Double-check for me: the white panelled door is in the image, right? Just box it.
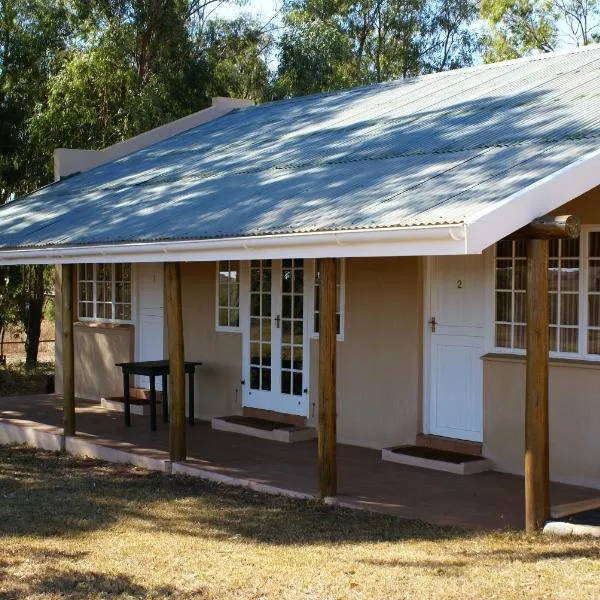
[242,259,309,416]
[135,263,164,390]
[427,255,485,442]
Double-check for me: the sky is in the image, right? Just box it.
[211,0,282,24]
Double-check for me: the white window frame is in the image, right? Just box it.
[490,225,600,361]
[77,263,134,324]
[308,258,346,342]
[215,260,242,333]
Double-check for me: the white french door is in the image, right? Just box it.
[426,255,485,442]
[135,263,164,390]
[243,259,309,416]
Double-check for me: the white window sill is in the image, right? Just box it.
[482,352,600,370]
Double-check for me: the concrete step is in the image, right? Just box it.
[212,415,316,443]
[382,445,493,475]
[416,433,482,456]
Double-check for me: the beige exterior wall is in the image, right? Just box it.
[483,185,600,489]
[484,356,600,489]
[180,262,243,420]
[74,323,134,400]
[309,257,422,448]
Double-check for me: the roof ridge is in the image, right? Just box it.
[257,44,600,109]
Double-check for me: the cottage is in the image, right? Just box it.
[2,46,600,531]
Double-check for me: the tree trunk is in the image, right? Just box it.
[23,264,46,369]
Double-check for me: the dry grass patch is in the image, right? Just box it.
[0,361,54,396]
[0,446,599,599]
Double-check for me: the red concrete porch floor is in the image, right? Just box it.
[1,394,598,531]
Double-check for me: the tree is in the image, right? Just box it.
[273,0,478,98]
[200,17,271,101]
[479,0,600,62]
[274,10,356,97]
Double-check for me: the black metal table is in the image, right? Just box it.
[115,360,202,431]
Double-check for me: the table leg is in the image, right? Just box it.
[150,375,157,432]
[162,374,168,423]
[123,372,131,427]
[188,371,195,426]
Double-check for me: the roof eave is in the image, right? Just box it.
[0,225,468,265]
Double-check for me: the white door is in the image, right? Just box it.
[243,259,309,416]
[426,255,485,442]
[135,263,164,390]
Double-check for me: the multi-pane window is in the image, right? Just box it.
[494,233,600,356]
[549,238,579,353]
[314,259,344,338]
[78,264,132,322]
[495,240,527,349]
[217,261,240,329]
[588,232,600,353]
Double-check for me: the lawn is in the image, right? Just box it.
[0,446,599,600]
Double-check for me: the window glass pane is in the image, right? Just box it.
[589,295,600,327]
[561,238,579,258]
[560,328,578,353]
[549,293,557,325]
[588,260,600,292]
[495,292,511,322]
[588,329,600,354]
[560,294,578,326]
[561,260,579,292]
[514,292,526,324]
[549,326,558,352]
[495,324,511,348]
[496,240,512,258]
[515,240,527,258]
[514,325,526,349]
[495,260,512,289]
[589,232,600,258]
[548,259,559,291]
[514,260,526,290]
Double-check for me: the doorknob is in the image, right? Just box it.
[428,317,437,333]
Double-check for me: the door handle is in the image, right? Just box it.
[428,317,436,333]
[274,315,281,328]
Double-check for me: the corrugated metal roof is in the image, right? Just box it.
[2,45,600,250]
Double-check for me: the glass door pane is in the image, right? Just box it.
[281,259,304,397]
[249,260,272,392]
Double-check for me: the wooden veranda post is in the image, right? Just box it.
[165,262,186,461]
[525,238,550,532]
[318,257,337,498]
[62,264,75,438]
[522,215,580,532]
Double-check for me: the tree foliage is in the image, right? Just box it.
[273,0,478,98]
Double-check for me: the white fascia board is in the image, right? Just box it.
[0,225,467,265]
[465,146,600,254]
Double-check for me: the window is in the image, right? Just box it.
[216,260,240,330]
[313,259,345,339]
[494,231,600,357]
[78,263,132,322]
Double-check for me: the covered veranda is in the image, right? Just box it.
[1,393,598,531]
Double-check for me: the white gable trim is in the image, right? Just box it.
[465,145,600,253]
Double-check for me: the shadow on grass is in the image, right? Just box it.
[0,566,208,599]
[0,446,469,545]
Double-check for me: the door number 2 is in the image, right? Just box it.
[457,279,463,289]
